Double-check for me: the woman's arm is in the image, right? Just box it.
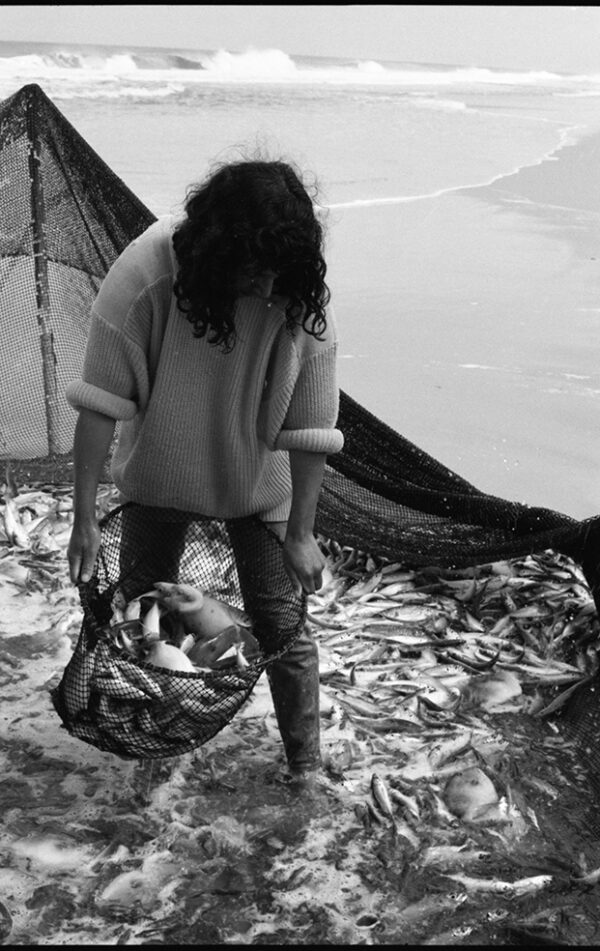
[282,449,327,595]
[68,407,116,584]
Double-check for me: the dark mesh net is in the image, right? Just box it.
[51,504,306,759]
[0,83,153,463]
[320,393,592,569]
[3,84,600,767]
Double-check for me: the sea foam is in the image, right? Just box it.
[2,42,600,95]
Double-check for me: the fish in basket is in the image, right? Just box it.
[50,581,265,760]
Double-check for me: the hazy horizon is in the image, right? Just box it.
[3,5,600,74]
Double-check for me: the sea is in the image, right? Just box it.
[2,40,600,519]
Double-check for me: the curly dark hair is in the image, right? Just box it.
[172,159,330,351]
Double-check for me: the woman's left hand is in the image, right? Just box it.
[282,532,325,596]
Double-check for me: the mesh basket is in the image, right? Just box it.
[51,503,306,759]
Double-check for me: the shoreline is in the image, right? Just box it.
[463,122,600,218]
[327,120,600,215]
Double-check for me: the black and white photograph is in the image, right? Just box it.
[2,4,600,945]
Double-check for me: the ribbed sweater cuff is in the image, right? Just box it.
[274,427,344,454]
[65,380,138,421]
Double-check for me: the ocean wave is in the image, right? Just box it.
[0,51,141,76]
[46,84,185,101]
[2,43,600,91]
[201,47,297,79]
[131,52,205,71]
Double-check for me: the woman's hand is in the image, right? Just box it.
[68,517,101,584]
[282,531,325,596]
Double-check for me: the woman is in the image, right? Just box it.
[66,158,344,783]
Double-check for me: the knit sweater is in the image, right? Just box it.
[66,215,344,521]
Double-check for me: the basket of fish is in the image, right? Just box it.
[51,503,306,760]
[51,581,265,760]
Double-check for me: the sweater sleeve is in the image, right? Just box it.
[65,307,150,420]
[273,340,344,454]
[65,219,173,420]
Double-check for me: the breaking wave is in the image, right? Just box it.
[2,42,600,92]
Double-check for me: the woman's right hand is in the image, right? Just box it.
[68,517,101,585]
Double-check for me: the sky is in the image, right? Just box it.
[2,4,600,73]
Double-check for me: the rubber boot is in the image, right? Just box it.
[266,625,322,776]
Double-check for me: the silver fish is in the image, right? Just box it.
[371,772,422,848]
[420,845,489,870]
[371,773,395,821]
[445,873,553,896]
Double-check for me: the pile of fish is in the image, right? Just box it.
[105,582,261,673]
[0,477,116,593]
[302,537,600,910]
[311,537,599,724]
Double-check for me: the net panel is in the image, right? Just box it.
[317,461,587,569]
[0,83,153,459]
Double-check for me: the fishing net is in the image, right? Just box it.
[0,82,151,467]
[51,503,306,758]
[3,84,600,771]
